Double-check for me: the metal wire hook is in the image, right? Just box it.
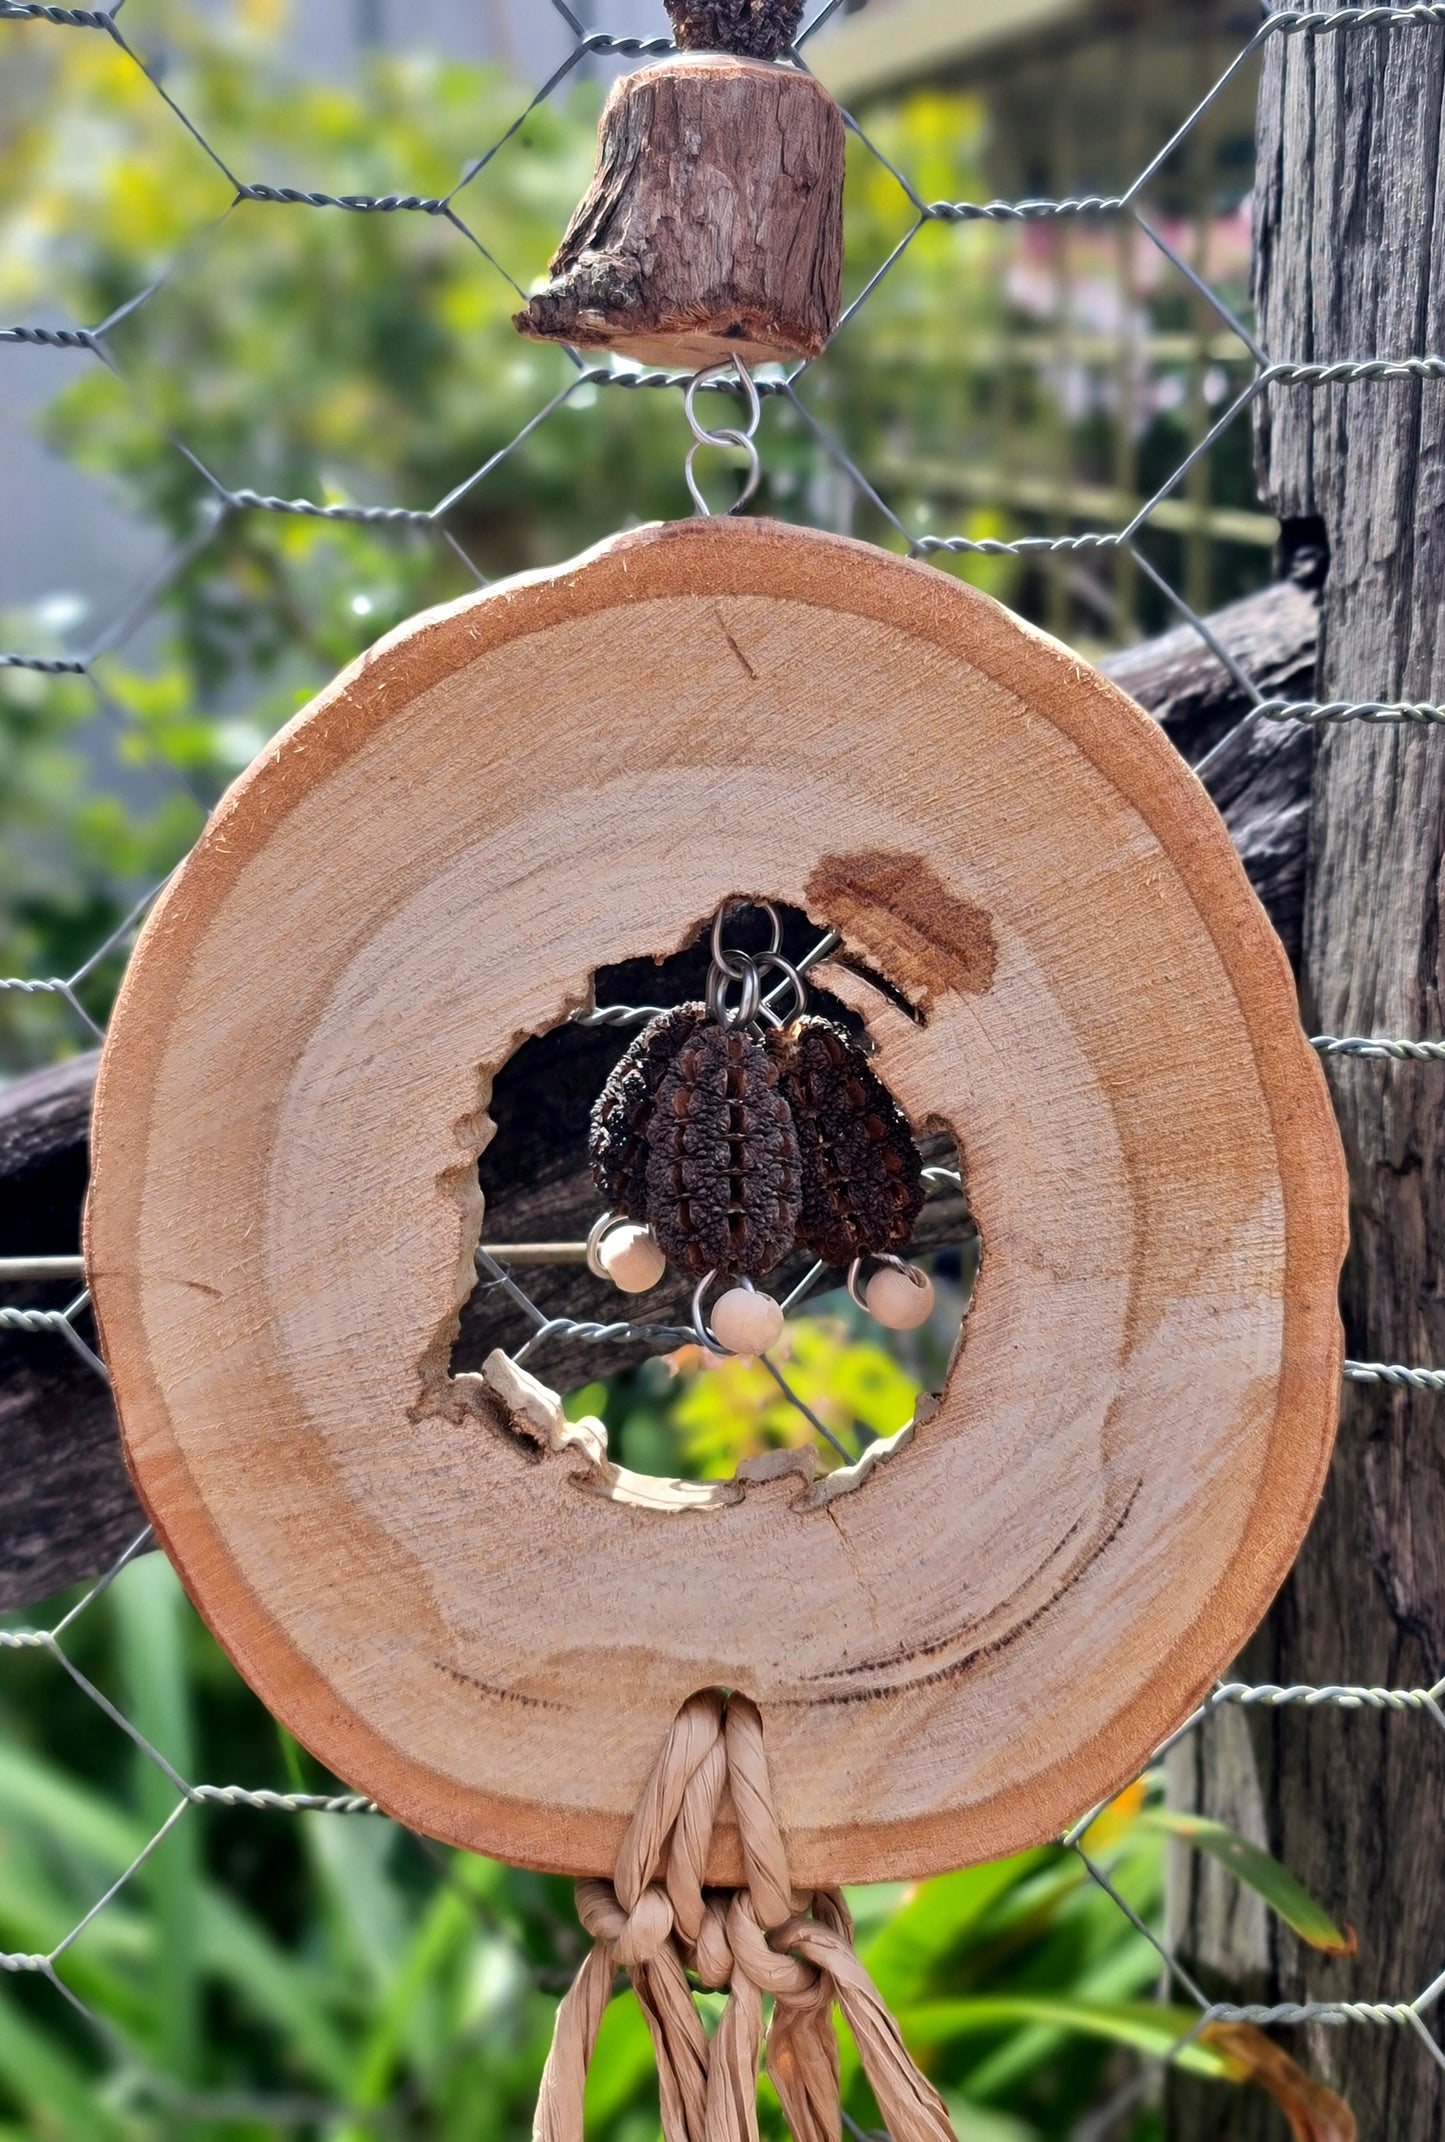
[585,1210,619,1281]
[684,356,763,517]
[752,950,808,1027]
[846,1251,926,1314]
[710,899,782,980]
[691,1268,757,1353]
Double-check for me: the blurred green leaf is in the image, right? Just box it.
[1142,1811,1355,1956]
[669,1314,922,1475]
[899,1997,1230,2077]
[0,1989,136,2142]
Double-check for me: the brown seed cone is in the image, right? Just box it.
[769,1016,925,1268]
[664,0,804,58]
[645,1022,801,1280]
[588,1003,707,1221]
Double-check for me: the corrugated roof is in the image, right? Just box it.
[810,0,1090,104]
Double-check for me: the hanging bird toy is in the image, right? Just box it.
[83,10,1350,2134]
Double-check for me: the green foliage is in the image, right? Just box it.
[1142,1811,1355,1956]
[0,1559,1178,2141]
[667,1314,920,1475]
[567,1280,968,1482]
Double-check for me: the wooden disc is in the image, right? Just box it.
[86,518,1346,1885]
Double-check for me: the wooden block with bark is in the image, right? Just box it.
[514,6,844,371]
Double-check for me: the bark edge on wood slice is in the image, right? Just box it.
[84,518,1346,1884]
[513,55,844,369]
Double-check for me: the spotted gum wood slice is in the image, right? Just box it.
[84,517,1346,1884]
[0,576,1320,1619]
[513,55,844,368]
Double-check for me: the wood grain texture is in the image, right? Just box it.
[513,54,843,368]
[83,518,1345,1883]
[1169,9,1445,2136]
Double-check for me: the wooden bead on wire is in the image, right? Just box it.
[865,1263,935,1331]
[710,1286,785,1357]
[597,1224,667,1295]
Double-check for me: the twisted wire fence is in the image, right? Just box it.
[4,0,1445,2126]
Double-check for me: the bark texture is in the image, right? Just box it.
[1168,9,1445,2136]
[0,583,1315,1609]
[514,55,844,369]
[0,1053,135,1608]
[1105,573,1319,966]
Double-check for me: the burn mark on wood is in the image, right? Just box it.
[805,850,997,1016]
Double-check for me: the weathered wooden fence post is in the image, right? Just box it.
[1169,5,1445,2135]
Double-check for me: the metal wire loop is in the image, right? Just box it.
[684,357,763,517]
[752,951,808,1026]
[684,355,762,445]
[690,1268,755,1353]
[710,899,781,980]
[705,900,781,1026]
[685,431,763,517]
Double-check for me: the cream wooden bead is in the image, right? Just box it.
[865,1263,935,1331]
[710,1286,785,1358]
[597,1223,667,1294]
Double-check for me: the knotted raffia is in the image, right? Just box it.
[534,1690,957,2142]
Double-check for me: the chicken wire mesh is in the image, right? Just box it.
[4,0,1445,2128]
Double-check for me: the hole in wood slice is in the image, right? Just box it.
[455,901,976,1492]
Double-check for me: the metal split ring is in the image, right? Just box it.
[706,957,763,1030]
[706,902,798,1030]
[684,357,763,517]
[847,1251,927,1314]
